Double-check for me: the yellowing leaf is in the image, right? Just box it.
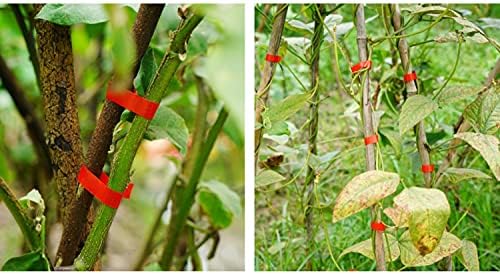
[463,87,500,134]
[435,86,482,106]
[339,234,400,262]
[443,168,491,184]
[332,171,399,223]
[399,95,438,135]
[455,132,500,181]
[400,231,462,267]
[393,187,450,255]
[457,240,480,271]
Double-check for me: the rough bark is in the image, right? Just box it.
[391,4,432,187]
[254,4,288,169]
[0,55,51,178]
[355,5,386,270]
[34,4,84,223]
[304,4,323,271]
[55,4,165,266]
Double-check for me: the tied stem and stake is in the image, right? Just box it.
[160,106,229,270]
[390,4,432,188]
[304,4,323,271]
[73,13,204,271]
[354,5,386,270]
[56,4,165,266]
[254,4,288,169]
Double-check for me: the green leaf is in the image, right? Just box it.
[399,95,438,135]
[134,48,160,96]
[144,105,189,156]
[1,251,50,271]
[463,87,500,134]
[283,37,311,57]
[35,4,109,25]
[455,132,500,181]
[393,187,450,255]
[332,171,400,223]
[442,168,491,184]
[263,92,312,128]
[435,86,482,106]
[380,129,402,157]
[457,240,480,271]
[400,231,462,267]
[339,234,400,262]
[265,120,290,136]
[255,169,286,188]
[197,180,241,229]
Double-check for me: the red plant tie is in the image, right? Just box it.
[421,164,435,173]
[403,71,417,83]
[106,87,159,120]
[364,135,378,146]
[351,60,372,73]
[371,221,386,232]
[77,165,134,209]
[265,53,282,63]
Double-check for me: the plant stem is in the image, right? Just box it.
[0,179,40,251]
[56,5,165,266]
[354,4,386,270]
[254,4,288,169]
[172,76,211,270]
[304,4,323,271]
[73,13,203,271]
[390,4,432,187]
[159,107,228,270]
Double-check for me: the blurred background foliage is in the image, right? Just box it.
[255,3,498,271]
[0,4,244,270]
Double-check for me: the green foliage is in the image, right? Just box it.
[262,92,312,130]
[35,4,137,26]
[463,87,500,134]
[197,180,242,229]
[134,47,160,96]
[255,169,286,188]
[399,95,438,135]
[1,250,50,271]
[144,104,189,156]
[339,234,400,262]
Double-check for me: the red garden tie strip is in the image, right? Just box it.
[265,53,281,63]
[77,165,134,209]
[421,164,434,173]
[99,172,134,199]
[351,60,372,73]
[371,221,386,232]
[403,71,417,83]
[364,135,378,146]
[106,87,159,120]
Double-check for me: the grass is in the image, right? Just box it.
[255,3,499,271]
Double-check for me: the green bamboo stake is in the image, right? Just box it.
[74,13,203,271]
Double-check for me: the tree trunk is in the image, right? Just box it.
[34,4,84,224]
